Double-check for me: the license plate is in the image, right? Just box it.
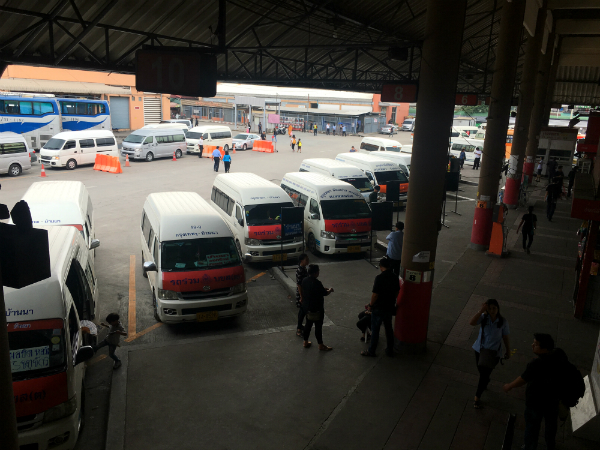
[273,253,288,262]
[347,245,361,253]
[196,311,218,322]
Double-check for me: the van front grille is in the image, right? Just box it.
[182,304,232,315]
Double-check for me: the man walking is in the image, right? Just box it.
[516,206,537,254]
[361,258,399,357]
[547,157,557,181]
[473,146,482,169]
[503,333,560,450]
[567,166,578,198]
[385,222,404,275]
[212,146,222,172]
[258,121,262,135]
[301,264,334,351]
[545,179,560,221]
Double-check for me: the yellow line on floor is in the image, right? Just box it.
[128,255,136,338]
[249,272,266,281]
[124,323,162,343]
[88,354,107,366]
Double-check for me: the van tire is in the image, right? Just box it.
[141,252,148,278]
[175,149,182,159]
[152,292,161,322]
[66,159,77,170]
[243,144,247,151]
[8,163,21,177]
[308,233,318,255]
[145,152,154,162]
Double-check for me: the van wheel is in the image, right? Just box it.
[8,163,21,177]
[66,159,77,170]
[141,252,148,278]
[175,149,182,159]
[243,144,247,151]
[308,233,318,255]
[223,145,229,152]
[236,240,243,260]
[145,152,154,162]
[152,293,161,322]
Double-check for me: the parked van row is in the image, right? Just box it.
[299,158,373,201]
[0,132,33,176]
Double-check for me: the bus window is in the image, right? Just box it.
[19,102,33,115]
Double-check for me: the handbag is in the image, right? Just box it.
[478,316,501,370]
[307,311,323,321]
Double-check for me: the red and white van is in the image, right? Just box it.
[141,192,248,323]
[6,226,97,449]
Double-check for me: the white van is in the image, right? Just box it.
[211,173,304,262]
[143,122,189,137]
[18,181,99,252]
[7,226,98,450]
[401,118,415,131]
[359,137,403,153]
[335,152,409,203]
[299,158,374,201]
[121,128,186,161]
[369,151,411,176]
[186,125,232,154]
[40,130,117,170]
[161,119,192,129]
[280,172,372,255]
[0,132,32,176]
[141,192,248,323]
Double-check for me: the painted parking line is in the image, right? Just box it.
[88,354,107,366]
[124,323,163,343]
[249,272,266,281]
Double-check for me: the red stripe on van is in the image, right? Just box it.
[324,219,371,233]
[163,265,245,292]
[7,319,63,332]
[247,225,282,240]
[13,371,68,417]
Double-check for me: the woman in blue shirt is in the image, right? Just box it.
[223,150,232,173]
[469,298,511,409]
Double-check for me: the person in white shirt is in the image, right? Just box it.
[198,135,204,158]
[326,123,330,135]
[473,147,482,170]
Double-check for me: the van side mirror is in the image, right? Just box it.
[238,218,244,226]
[75,346,94,366]
[143,261,157,272]
[310,213,320,220]
[89,239,100,250]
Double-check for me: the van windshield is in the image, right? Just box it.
[124,134,145,143]
[187,132,207,140]
[245,202,295,226]
[8,319,66,382]
[43,138,65,150]
[403,120,413,125]
[375,170,409,184]
[161,237,240,271]
[320,199,371,220]
[344,178,373,193]
[385,147,401,152]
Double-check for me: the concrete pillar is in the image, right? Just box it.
[523,31,555,184]
[396,0,467,353]
[470,0,527,249]
[542,37,561,126]
[503,2,548,208]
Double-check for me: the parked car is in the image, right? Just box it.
[401,119,415,131]
[379,124,396,134]
[232,133,262,150]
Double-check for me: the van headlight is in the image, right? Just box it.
[320,231,335,239]
[245,238,261,246]
[157,289,179,300]
[43,396,77,423]
[52,156,59,160]
[231,282,246,294]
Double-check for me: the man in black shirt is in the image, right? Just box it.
[503,333,559,450]
[369,185,380,204]
[295,254,309,336]
[301,264,334,351]
[361,258,400,357]
[545,181,560,221]
[516,206,537,254]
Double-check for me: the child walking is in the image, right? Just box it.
[297,139,302,153]
[93,313,127,369]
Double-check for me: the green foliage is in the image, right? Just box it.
[458,105,489,115]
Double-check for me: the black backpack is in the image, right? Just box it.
[554,349,585,408]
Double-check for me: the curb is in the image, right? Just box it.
[270,266,296,298]
[460,179,479,186]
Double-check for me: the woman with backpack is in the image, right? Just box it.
[469,299,511,409]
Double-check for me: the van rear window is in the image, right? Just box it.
[1,142,27,154]
[96,138,115,147]
[161,237,240,271]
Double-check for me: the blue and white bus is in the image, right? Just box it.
[0,95,61,149]
[58,98,111,132]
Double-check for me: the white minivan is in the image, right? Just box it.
[143,122,189,137]
[335,152,409,203]
[299,158,374,201]
[186,125,232,154]
[40,130,117,170]
[281,172,372,255]
[359,137,403,153]
[7,226,98,450]
[18,181,99,252]
[121,128,187,161]
[369,151,411,177]
[0,132,32,176]
[211,173,304,262]
[141,192,248,323]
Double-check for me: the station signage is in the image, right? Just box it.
[381,84,418,103]
[455,94,478,106]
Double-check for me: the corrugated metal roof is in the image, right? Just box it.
[554,66,600,105]
[0,78,131,95]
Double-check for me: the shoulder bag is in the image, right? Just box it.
[478,316,501,369]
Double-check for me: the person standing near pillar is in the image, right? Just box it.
[470,299,511,409]
[473,146,482,169]
[385,222,404,275]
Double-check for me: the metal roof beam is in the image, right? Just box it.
[53,20,103,66]
[0,19,46,51]
[68,0,87,31]
[13,1,69,58]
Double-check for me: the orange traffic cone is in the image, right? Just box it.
[40,164,47,177]
[125,154,130,167]
[172,152,177,161]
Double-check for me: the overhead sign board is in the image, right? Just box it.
[381,84,418,103]
[455,94,478,106]
[136,49,217,97]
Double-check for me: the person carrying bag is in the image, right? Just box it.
[469,299,511,409]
